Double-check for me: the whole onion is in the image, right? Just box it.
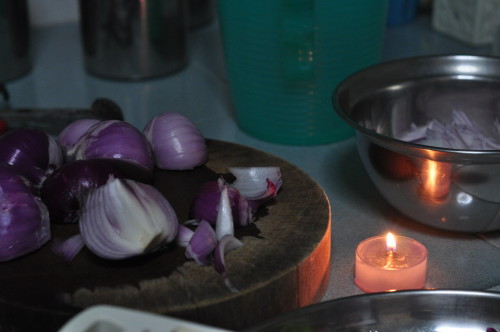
[67,120,154,171]
[40,158,153,224]
[0,128,63,186]
[0,164,50,261]
[143,112,207,170]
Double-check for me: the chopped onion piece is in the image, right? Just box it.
[52,234,85,262]
[185,220,217,266]
[214,234,243,293]
[216,185,234,240]
[189,178,253,227]
[176,224,194,247]
[229,167,282,200]
[79,177,178,260]
[398,110,500,150]
[143,112,207,170]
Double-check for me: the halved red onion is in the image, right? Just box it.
[40,158,153,224]
[79,178,178,260]
[0,164,50,261]
[58,119,101,149]
[67,120,154,171]
[0,163,34,194]
[0,128,63,186]
[185,220,217,266]
[143,112,207,170]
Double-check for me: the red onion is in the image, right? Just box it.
[189,178,252,227]
[143,112,207,170]
[0,128,63,186]
[0,164,50,261]
[176,224,194,247]
[67,120,154,171]
[183,183,244,292]
[398,110,500,150]
[79,178,179,260]
[214,234,243,275]
[58,119,101,149]
[0,163,34,194]
[40,158,153,224]
[190,168,282,227]
[215,185,234,240]
[185,220,217,266]
[52,234,85,262]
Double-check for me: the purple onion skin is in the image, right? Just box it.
[0,165,50,261]
[58,119,101,150]
[40,158,153,224]
[0,128,62,186]
[69,120,154,172]
[189,181,243,226]
[0,163,34,194]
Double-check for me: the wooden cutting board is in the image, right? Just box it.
[0,140,331,331]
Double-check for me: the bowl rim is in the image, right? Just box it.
[245,289,500,331]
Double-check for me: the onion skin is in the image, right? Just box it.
[0,163,34,194]
[68,120,154,171]
[143,112,208,170]
[79,178,179,260]
[40,158,153,224]
[0,164,50,261]
[58,119,101,150]
[0,128,63,186]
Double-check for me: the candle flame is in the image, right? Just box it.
[386,232,396,252]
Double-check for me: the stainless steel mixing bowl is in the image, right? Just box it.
[333,55,500,233]
[247,289,500,331]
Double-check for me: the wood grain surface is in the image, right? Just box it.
[0,140,331,331]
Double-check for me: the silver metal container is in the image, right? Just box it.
[79,0,187,80]
[247,290,500,331]
[0,0,31,82]
[188,0,215,29]
[334,55,500,233]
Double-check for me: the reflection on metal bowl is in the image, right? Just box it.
[333,55,500,233]
[247,289,500,332]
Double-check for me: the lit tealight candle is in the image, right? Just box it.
[354,232,428,293]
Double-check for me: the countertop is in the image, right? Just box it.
[3,12,500,304]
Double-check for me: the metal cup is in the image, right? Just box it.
[79,0,187,80]
[0,0,31,82]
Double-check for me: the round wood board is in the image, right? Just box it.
[0,140,331,331]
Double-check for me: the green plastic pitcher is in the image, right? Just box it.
[218,0,388,145]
